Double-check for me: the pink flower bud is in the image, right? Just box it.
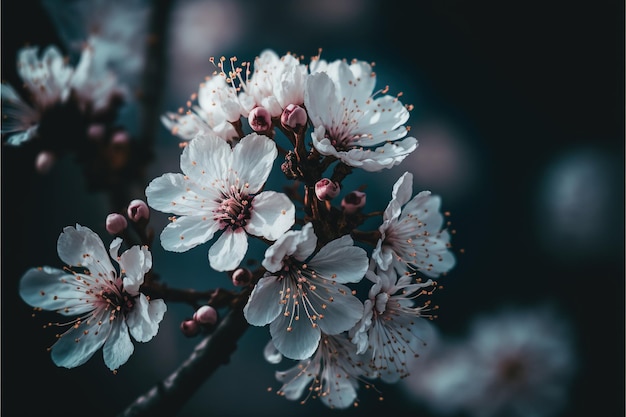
[248,106,272,133]
[35,151,56,174]
[193,305,218,325]
[231,268,253,286]
[87,123,106,141]
[111,130,130,144]
[105,213,128,235]
[315,178,341,201]
[281,104,307,129]
[127,199,150,222]
[341,190,366,214]
[180,319,200,337]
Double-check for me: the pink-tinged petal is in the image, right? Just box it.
[57,225,115,278]
[246,191,295,240]
[119,245,152,294]
[145,173,220,215]
[50,313,113,368]
[181,132,232,184]
[310,235,368,284]
[19,267,93,316]
[208,229,248,272]
[269,313,321,360]
[243,274,283,326]
[127,294,167,342]
[160,215,221,252]
[103,320,134,371]
[231,133,277,193]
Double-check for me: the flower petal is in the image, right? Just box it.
[243,274,283,326]
[231,133,277,193]
[208,228,248,271]
[103,320,134,371]
[246,191,295,240]
[160,215,221,252]
[57,224,115,279]
[50,314,113,368]
[127,294,167,342]
[269,312,321,360]
[181,132,232,184]
[119,245,152,294]
[145,173,220,216]
[19,267,92,316]
[310,235,368,284]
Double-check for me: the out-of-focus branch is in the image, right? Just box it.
[116,288,252,417]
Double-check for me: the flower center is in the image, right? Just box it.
[214,185,253,230]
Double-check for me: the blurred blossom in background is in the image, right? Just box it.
[402,304,579,417]
[2,1,623,417]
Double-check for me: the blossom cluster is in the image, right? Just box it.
[12,48,457,409]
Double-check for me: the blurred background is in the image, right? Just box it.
[2,1,623,416]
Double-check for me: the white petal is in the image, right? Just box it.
[160,215,221,252]
[181,132,232,183]
[261,223,315,273]
[145,173,220,216]
[103,320,134,370]
[243,274,283,326]
[51,315,112,368]
[387,172,413,218]
[109,237,123,260]
[310,235,368,284]
[275,359,318,400]
[270,313,321,360]
[208,229,248,271]
[231,133,277,193]
[263,339,283,364]
[119,245,152,294]
[246,191,295,240]
[312,282,364,335]
[57,224,115,278]
[127,294,167,342]
[19,267,91,315]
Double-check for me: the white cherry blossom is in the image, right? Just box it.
[243,222,367,360]
[305,58,418,171]
[19,224,166,371]
[272,333,372,409]
[145,131,295,272]
[372,171,456,278]
[349,264,437,383]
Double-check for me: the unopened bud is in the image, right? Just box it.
[341,191,366,214]
[193,305,218,325]
[315,178,340,201]
[127,199,150,222]
[232,267,253,286]
[35,151,56,174]
[281,104,307,129]
[248,106,272,133]
[87,123,106,141]
[180,319,200,337]
[111,130,130,144]
[105,213,128,235]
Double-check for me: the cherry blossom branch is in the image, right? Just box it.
[116,287,252,417]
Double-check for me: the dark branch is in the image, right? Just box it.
[116,289,251,417]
